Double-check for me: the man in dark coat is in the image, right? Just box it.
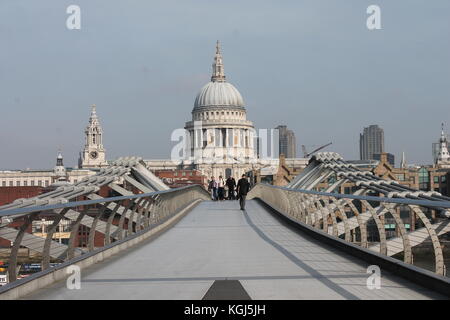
[226,176,236,200]
[236,174,250,210]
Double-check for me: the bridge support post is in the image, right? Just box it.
[42,208,70,270]
[7,215,34,283]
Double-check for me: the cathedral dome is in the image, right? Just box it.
[193,41,245,111]
[194,81,244,109]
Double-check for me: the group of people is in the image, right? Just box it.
[208,174,250,210]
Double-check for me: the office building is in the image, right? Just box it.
[276,125,297,158]
[360,125,384,161]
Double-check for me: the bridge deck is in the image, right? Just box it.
[24,200,443,300]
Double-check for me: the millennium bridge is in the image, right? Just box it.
[0,153,449,299]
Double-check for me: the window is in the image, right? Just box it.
[202,129,207,148]
[327,175,337,185]
[24,181,28,186]
[222,128,226,146]
[244,129,249,147]
[174,172,178,176]
[434,176,439,183]
[45,180,49,186]
[31,181,35,186]
[38,180,42,186]
[182,171,186,176]
[1,181,5,187]
[16,181,20,186]
[9,181,13,186]
[418,167,429,191]
[442,176,447,182]
[396,174,405,181]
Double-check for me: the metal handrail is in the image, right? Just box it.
[257,183,450,210]
[0,184,210,287]
[0,185,203,218]
[249,183,450,276]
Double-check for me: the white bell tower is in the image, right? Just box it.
[54,150,66,177]
[79,104,108,168]
[436,123,450,168]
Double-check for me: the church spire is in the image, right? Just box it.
[400,151,406,169]
[440,123,446,143]
[211,40,226,82]
[80,104,107,168]
[54,149,66,177]
[56,149,63,167]
[437,123,450,166]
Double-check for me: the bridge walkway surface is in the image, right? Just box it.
[24,200,444,300]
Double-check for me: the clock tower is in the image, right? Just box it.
[79,104,108,168]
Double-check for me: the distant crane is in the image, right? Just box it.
[302,142,332,158]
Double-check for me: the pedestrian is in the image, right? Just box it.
[226,176,236,200]
[208,176,218,201]
[236,174,250,210]
[217,175,225,200]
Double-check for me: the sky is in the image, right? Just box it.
[0,0,449,169]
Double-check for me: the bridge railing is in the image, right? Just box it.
[249,183,450,276]
[0,185,210,286]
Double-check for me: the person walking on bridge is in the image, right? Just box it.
[217,175,225,200]
[236,174,250,210]
[226,176,236,200]
[208,176,218,201]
